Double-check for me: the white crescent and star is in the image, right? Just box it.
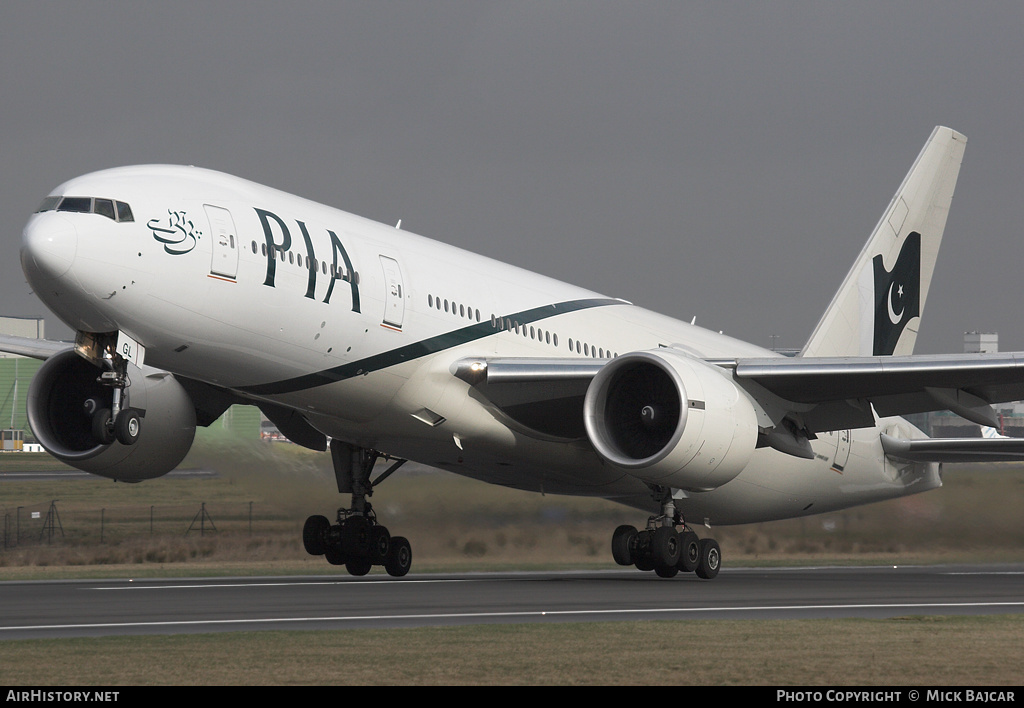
[887,282,905,324]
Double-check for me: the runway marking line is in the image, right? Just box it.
[4,602,1024,634]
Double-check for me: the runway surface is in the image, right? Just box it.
[2,564,1022,639]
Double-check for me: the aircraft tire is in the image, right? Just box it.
[114,408,141,446]
[92,408,115,445]
[324,545,347,566]
[634,552,656,572]
[677,530,701,573]
[370,524,391,563]
[655,564,679,578]
[341,516,372,557]
[695,538,721,580]
[346,559,372,576]
[303,515,330,555]
[651,526,681,568]
[611,525,638,565]
[385,536,412,577]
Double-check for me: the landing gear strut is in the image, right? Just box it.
[610,490,721,580]
[303,440,412,577]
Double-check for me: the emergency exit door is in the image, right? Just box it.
[380,255,405,329]
[205,204,238,279]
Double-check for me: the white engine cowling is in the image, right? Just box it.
[583,349,758,491]
[27,349,197,481]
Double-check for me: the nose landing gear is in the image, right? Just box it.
[303,440,412,578]
[76,332,143,447]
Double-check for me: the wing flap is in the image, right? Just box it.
[881,434,1024,462]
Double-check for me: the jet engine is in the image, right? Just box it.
[26,349,197,481]
[583,349,758,491]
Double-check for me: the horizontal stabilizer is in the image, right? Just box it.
[881,434,1024,463]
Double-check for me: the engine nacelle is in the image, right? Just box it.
[583,349,758,491]
[27,349,197,481]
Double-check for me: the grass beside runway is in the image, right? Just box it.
[2,441,1023,685]
[1,615,1022,685]
[2,438,1024,576]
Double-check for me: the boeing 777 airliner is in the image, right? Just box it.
[5,126,1024,579]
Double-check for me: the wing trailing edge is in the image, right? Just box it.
[881,434,1024,463]
[730,352,1024,432]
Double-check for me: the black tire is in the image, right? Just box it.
[370,524,391,562]
[655,564,679,578]
[632,530,655,570]
[651,526,681,568]
[114,408,141,446]
[324,545,347,566]
[611,525,638,565]
[92,408,115,445]
[346,559,373,576]
[341,516,372,557]
[696,538,721,580]
[385,536,412,577]
[635,556,655,571]
[677,530,701,573]
[303,515,330,555]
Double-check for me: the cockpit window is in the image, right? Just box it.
[36,196,61,212]
[36,195,135,223]
[115,200,134,222]
[94,198,116,220]
[56,196,92,213]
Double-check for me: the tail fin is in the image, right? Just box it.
[801,126,966,357]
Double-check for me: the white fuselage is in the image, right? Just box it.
[21,165,940,522]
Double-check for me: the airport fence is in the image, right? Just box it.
[1,498,295,550]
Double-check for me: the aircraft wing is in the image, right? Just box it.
[880,434,1024,462]
[455,352,1024,453]
[730,352,1024,431]
[0,334,71,360]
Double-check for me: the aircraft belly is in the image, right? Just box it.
[673,433,941,525]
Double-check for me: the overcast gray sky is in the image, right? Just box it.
[3,2,1024,353]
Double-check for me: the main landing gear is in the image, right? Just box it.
[302,440,412,578]
[610,491,721,579]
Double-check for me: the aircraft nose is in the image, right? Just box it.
[21,214,78,281]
